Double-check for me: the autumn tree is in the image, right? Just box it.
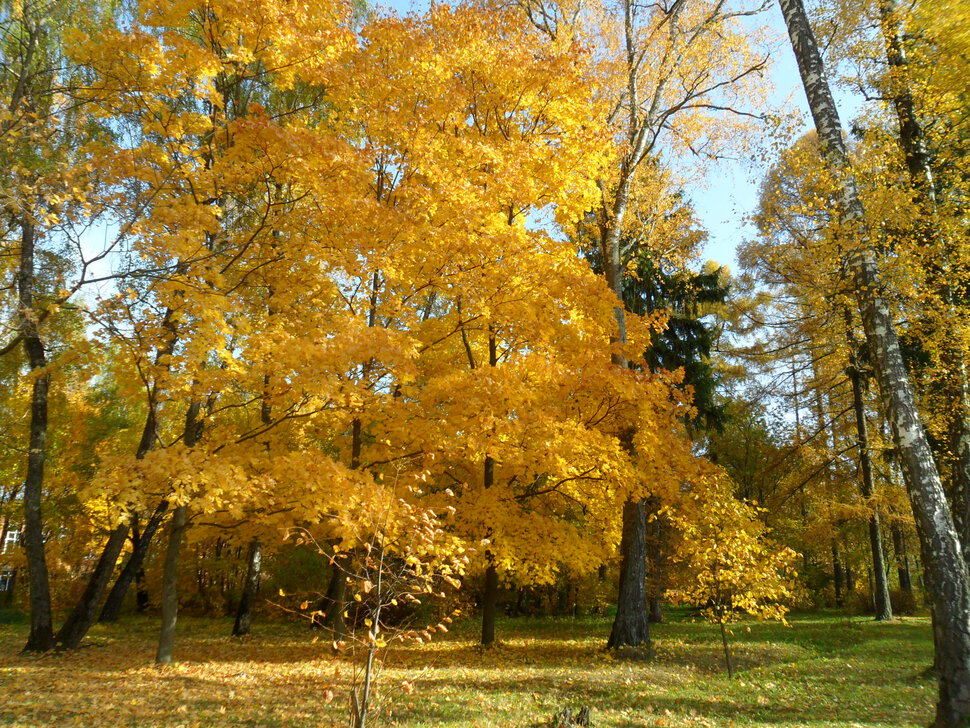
[511,0,772,648]
[777,0,970,722]
[62,0,358,659]
[0,0,128,651]
[667,474,797,677]
[743,132,902,619]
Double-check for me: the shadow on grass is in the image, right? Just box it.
[0,611,935,728]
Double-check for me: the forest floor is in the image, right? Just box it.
[0,609,935,728]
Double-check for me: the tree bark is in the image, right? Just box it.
[17,218,54,653]
[481,563,499,647]
[608,498,651,648]
[480,449,499,646]
[878,0,970,568]
[99,503,168,622]
[647,507,664,623]
[479,330,501,647]
[318,553,349,638]
[719,616,734,679]
[832,541,844,607]
[778,0,970,722]
[155,400,203,665]
[55,524,129,648]
[891,520,914,596]
[155,504,187,664]
[844,316,893,620]
[232,538,262,636]
[602,161,651,648]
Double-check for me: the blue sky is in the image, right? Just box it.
[372,0,866,273]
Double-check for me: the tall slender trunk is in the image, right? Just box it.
[602,165,650,649]
[18,219,53,653]
[598,0,687,650]
[232,538,262,636]
[778,0,970,722]
[832,541,844,607]
[99,503,168,622]
[647,504,664,623]
[719,614,734,679]
[814,362,845,609]
[844,314,893,620]
[229,372,271,638]
[155,400,203,665]
[155,504,188,664]
[878,0,970,567]
[480,331,500,646]
[891,520,914,596]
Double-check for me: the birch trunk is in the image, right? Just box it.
[878,0,970,567]
[777,0,970,722]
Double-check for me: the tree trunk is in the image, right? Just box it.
[479,330,500,646]
[318,553,349,638]
[601,162,652,648]
[608,498,651,649]
[18,218,54,653]
[832,541,844,607]
[647,510,664,623]
[891,520,914,596]
[100,503,168,622]
[481,564,499,647]
[155,504,187,664]
[878,0,970,568]
[155,400,203,665]
[55,524,129,648]
[480,448,499,646]
[845,317,893,620]
[719,617,734,679]
[778,0,970,722]
[232,538,262,636]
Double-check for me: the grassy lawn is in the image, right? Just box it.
[0,610,935,727]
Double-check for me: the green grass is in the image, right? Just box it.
[0,610,935,727]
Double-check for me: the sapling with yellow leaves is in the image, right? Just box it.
[666,476,798,677]
[282,469,466,728]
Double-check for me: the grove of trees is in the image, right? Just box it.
[1,0,968,726]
